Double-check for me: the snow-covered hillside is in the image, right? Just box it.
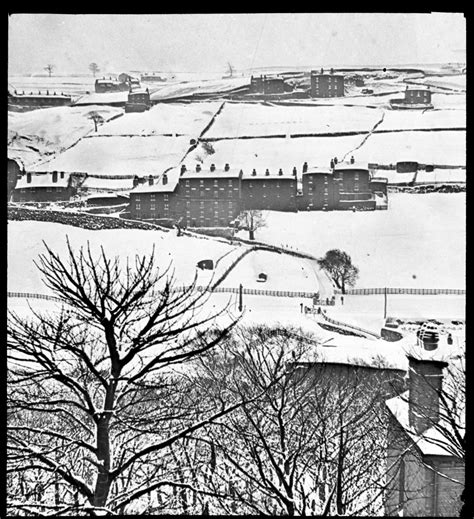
[245,193,466,289]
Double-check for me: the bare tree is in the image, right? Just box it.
[238,210,266,240]
[89,62,100,78]
[318,249,359,294]
[191,326,394,515]
[44,64,55,77]
[88,111,105,132]
[7,239,250,514]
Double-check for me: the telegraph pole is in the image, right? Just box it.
[383,286,388,320]
[238,283,243,312]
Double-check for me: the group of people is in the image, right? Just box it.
[299,294,345,314]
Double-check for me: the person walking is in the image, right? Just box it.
[300,302,303,313]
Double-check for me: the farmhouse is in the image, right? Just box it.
[12,171,75,202]
[95,77,129,93]
[241,167,297,211]
[125,88,151,113]
[390,86,433,110]
[8,90,72,111]
[385,325,464,517]
[250,75,288,95]
[310,69,345,98]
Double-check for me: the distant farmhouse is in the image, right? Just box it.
[125,88,151,113]
[11,171,75,202]
[249,75,289,95]
[95,75,136,93]
[390,86,433,110]
[310,68,345,98]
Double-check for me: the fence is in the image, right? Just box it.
[8,291,63,303]
[319,310,381,339]
[335,287,465,296]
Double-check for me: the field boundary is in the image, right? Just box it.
[334,287,465,296]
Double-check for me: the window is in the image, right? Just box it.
[150,194,155,201]
[135,195,141,201]
[276,182,280,188]
[262,183,266,188]
[164,204,169,212]
[228,180,233,187]
[200,180,204,187]
[185,180,190,187]
[47,187,53,192]
[200,201,204,207]
[150,204,156,211]
[136,203,141,210]
[214,179,218,187]
[164,194,168,202]
[249,182,253,188]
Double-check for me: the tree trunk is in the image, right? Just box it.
[336,427,345,515]
[93,417,112,508]
[249,229,255,240]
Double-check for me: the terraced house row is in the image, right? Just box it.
[129,157,388,227]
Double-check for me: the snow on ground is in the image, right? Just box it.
[150,77,250,101]
[414,168,466,184]
[30,135,191,175]
[219,249,319,292]
[8,105,124,166]
[187,135,366,172]
[352,130,465,165]
[73,91,129,106]
[408,74,466,92]
[326,294,465,335]
[204,103,383,139]
[96,102,222,137]
[7,221,239,295]
[9,75,96,97]
[244,193,465,290]
[430,92,466,110]
[378,108,465,131]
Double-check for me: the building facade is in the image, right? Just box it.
[404,86,432,105]
[250,75,288,94]
[8,158,23,200]
[125,88,151,113]
[8,91,72,111]
[241,168,297,211]
[310,70,345,97]
[95,78,130,93]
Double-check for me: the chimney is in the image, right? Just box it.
[302,162,308,173]
[252,169,257,176]
[133,175,140,187]
[265,169,270,176]
[330,159,335,169]
[60,171,64,179]
[162,173,168,185]
[334,157,338,165]
[196,164,202,172]
[350,156,355,164]
[330,68,334,75]
[210,164,216,172]
[148,175,153,186]
[292,167,297,177]
[26,173,32,184]
[407,354,448,435]
[181,164,187,174]
[320,67,324,74]
[278,168,283,176]
[224,163,230,172]
[52,171,58,183]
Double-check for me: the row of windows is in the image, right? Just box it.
[184,179,234,187]
[247,182,294,188]
[19,187,64,193]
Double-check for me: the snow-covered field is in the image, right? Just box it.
[205,103,383,139]
[96,102,222,137]
[30,135,192,175]
[150,77,250,101]
[408,74,466,92]
[8,105,123,167]
[378,108,465,131]
[245,193,465,290]
[8,75,96,97]
[188,135,366,172]
[353,130,465,166]
[7,221,236,294]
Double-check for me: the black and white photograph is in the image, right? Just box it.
[7,12,466,516]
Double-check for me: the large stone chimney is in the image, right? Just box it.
[407,323,448,434]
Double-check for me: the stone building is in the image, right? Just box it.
[310,69,345,97]
[12,171,75,202]
[241,167,297,211]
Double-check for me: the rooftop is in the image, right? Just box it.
[334,160,370,171]
[180,164,243,179]
[242,168,296,179]
[15,172,70,189]
[131,167,181,194]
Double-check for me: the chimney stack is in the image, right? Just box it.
[292,167,297,177]
[26,173,32,184]
[52,171,58,183]
[196,164,202,172]
[224,163,230,172]
[334,157,338,165]
[181,164,186,174]
[265,169,270,176]
[148,175,154,186]
[133,175,139,187]
[350,156,355,164]
[162,173,168,185]
[252,169,257,176]
[407,354,448,435]
[330,159,335,169]
[278,168,283,176]
[302,162,308,173]
[210,164,216,172]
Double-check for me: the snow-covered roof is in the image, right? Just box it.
[241,168,296,180]
[181,165,242,179]
[334,160,370,171]
[81,176,134,191]
[303,167,334,176]
[15,172,70,189]
[74,92,128,105]
[131,167,181,194]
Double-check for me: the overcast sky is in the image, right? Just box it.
[8,13,466,75]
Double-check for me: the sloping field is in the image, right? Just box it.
[30,135,191,175]
[378,108,465,131]
[150,77,251,101]
[205,103,383,139]
[187,134,366,172]
[7,221,238,294]
[96,102,222,137]
[351,130,465,165]
[8,105,124,166]
[249,193,466,289]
